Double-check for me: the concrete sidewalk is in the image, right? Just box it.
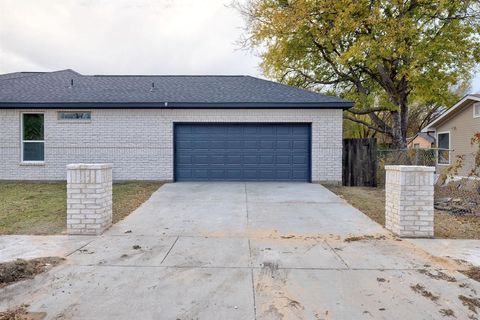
[0,235,95,263]
[1,182,479,320]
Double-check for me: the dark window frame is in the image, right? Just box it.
[21,112,45,162]
[437,132,450,165]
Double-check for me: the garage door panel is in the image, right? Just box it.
[244,140,258,148]
[174,123,310,181]
[278,127,292,135]
[276,140,292,149]
[260,140,275,148]
[226,155,242,164]
[276,155,292,164]
[293,126,309,134]
[192,169,209,179]
[227,140,243,148]
[177,155,192,164]
[293,155,308,164]
[192,141,212,149]
[260,155,274,164]
[293,140,309,149]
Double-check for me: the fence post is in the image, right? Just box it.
[385,165,435,238]
[66,164,113,235]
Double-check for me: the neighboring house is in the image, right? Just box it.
[407,132,436,149]
[423,94,480,176]
[0,69,352,183]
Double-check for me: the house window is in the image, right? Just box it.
[22,113,45,162]
[437,132,450,164]
[474,102,480,118]
[58,111,91,120]
[413,143,420,149]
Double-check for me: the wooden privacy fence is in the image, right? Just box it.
[342,138,377,187]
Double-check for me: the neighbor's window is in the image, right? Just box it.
[22,113,44,162]
[474,102,480,118]
[58,111,91,120]
[413,143,420,149]
[437,132,450,164]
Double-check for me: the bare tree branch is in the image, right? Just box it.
[344,115,391,135]
[348,107,391,115]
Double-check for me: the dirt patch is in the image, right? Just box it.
[203,228,341,241]
[344,235,386,242]
[0,305,46,320]
[460,266,480,282]
[418,269,457,282]
[459,295,480,314]
[439,308,455,317]
[410,284,439,301]
[256,261,305,319]
[0,257,64,288]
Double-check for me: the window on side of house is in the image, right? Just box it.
[22,113,45,162]
[474,102,480,118]
[413,143,420,148]
[437,132,450,164]
[58,111,91,120]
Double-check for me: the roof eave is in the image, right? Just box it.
[422,94,480,132]
[0,101,354,109]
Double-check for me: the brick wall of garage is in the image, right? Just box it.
[0,108,343,182]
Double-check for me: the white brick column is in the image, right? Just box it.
[385,165,435,238]
[67,164,113,235]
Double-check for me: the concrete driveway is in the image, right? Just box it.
[1,182,479,319]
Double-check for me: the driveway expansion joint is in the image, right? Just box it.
[160,236,180,264]
[65,238,98,257]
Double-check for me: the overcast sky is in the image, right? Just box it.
[0,0,479,92]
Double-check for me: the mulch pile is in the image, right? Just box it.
[0,257,64,288]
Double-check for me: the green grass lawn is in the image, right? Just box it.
[0,181,163,235]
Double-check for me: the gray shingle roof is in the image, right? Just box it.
[0,71,46,82]
[0,69,352,108]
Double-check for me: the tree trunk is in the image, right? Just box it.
[391,111,405,149]
[398,89,409,150]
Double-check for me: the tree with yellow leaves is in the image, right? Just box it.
[236,0,480,148]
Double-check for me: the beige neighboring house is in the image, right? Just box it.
[423,94,480,176]
[407,132,435,149]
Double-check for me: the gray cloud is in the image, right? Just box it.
[0,0,261,76]
[1,0,478,92]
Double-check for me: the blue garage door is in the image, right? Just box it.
[174,123,311,181]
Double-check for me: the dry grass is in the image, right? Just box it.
[344,235,386,242]
[0,181,162,235]
[325,185,480,239]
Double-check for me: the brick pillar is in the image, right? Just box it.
[67,164,113,235]
[385,165,435,238]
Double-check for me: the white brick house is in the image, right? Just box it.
[0,70,352,183]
